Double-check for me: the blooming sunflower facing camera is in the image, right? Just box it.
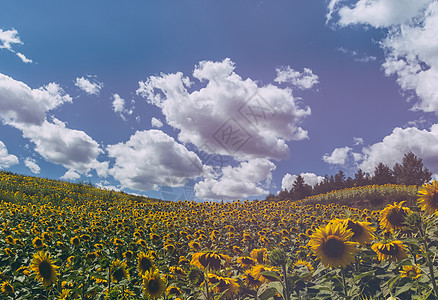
[30,251,59,286]
[330,218,375,246]
[400,265,422,280]
[143,269,165,299]
[308,222,359,268]
[379,201,411,233]
[371,240,408,263]
[417,180,438,214]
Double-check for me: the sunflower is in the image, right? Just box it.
[400,265,422,279]
[1,281,14,295]
[331,218,375,246]
[207,273,239,299]
[123,250,134,260]
[166,286,182,296]
[70,236,80,246]
[137,252,155,275]
[248,265,280,284]
[110,259,129,283]
[417,180,438,214]
[308,222,359,268]
[30,251,59,286]
[372,241,408,263]
[32,237,45,249]
[169,266,186,277]
[237,256,256,269]
[142,269,166,299]
[250,248,267,264]
[191,252,231,271]
[189,241,201,251]
[164,244,175,252]
[379,202,411,232]
[57,288,71,300]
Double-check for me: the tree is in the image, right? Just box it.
[373,163,395,185]
[393,151,432,186]
[291,175,312,200]
[354,169,370,186]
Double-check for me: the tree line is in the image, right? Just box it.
[266,151,432,202]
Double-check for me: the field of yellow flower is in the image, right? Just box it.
[1,171,438,299]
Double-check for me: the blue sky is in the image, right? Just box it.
[1,0,438,201]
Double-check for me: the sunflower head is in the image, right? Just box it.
[142,269,166,299]
[30,251,59,286]
[250,248,268,264]
[417,180,438,214]
[371,240,408,263]
[400,265,422,280]
[190,251,231,271]
[379,202,411,232]
[331,218,375,246]
[308,222,359,269]
[1,281,14,295]
[137,252,155,275]
[110,259,129,283]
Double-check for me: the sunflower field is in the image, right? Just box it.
[1,171,438,300]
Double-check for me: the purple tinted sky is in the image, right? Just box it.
[1,0,437,201]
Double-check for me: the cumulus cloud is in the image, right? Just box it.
[357,125,438,174]
[0,73,107,177]
[194,158,276,200]
[75,76,103,95]
[281,172,324,191]
[0,73,72,126]
[328,0,438,115]
[274,66,319,90]
[0,141,19,169]
[111,93,133,120]
[61,169,81,181]
[0,28,33,63]
[24,157,40,174]
[353,137,364,146]
[137,58,311,161]
[107,130,205,191]
[151,117,163,128]
[323,146,352,165]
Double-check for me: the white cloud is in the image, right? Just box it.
[0,141,19,169]
[358,125,438,174]
[281,172,324,191]
[0,73,72,126]
[322,146,352,165]
[24,157,40,174]
[274,66,319,90]
[16,52,33,64]
[328,0,438,115]
[61,169,81,181]
[353,137,364,146]
[151,117,163,128]
[111,93,133,120]
[0,28,33,63]
[107,130,205,191]
[137,58,311,161]
[75,76,103,95]
[0,73,107,177]
[194,158,276,200]
[335,0,431,28]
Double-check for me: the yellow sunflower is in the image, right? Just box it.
[207,273,239,299]
[331,218,375,246]
[308,222,359,268]
[250,248,267,264]
[32,237,46,249]
[143,269,166,299]
[371,241,408,263]
[30,251,59,286]
[1,281,14,295]
[191,252,231,271]
[400,265,422,280]
[248,265,280,285]
[166,286,182,296]
[236,256,256,269]
[379,202,411,232]
[110,259,129,283]
[137,252,155,275]
[417,180,438,214]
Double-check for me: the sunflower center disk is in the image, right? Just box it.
[38,261,53,280]
[113,268,124,281]
[140,258,152,271]
[323,236,345,258]
[386,208,406,227]
[148,279,159,292]
[378,243,399,255]
[347,221,363,238]
[431,192,438,208]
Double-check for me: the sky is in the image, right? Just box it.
[1,0,438,201]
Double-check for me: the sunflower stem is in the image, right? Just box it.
[340,267,348,299]
[282,264,290,300]
[204,272,210,300]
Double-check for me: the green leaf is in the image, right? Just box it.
[354,270,374,282]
